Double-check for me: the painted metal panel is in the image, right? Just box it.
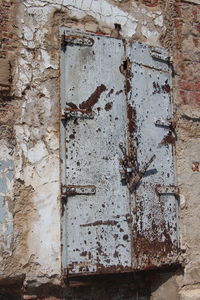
[128,43,179,270]
[60,29,179,276]
[0,150,14,258]
[61,29,132,275]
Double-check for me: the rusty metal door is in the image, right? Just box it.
[128,43,179,269]
[61,29,132,276]
[60,29,179,277]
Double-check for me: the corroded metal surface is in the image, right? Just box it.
[61,29,132,275]
[128,43,179,269]
[60,29,179,276]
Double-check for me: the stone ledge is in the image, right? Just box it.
[182,0,200,4]
[180,288,200,300]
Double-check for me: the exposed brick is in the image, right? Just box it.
[173,0,200,106]
[179,81,200,92]
[179,90,188,104]
[142,0,159,7]
[174,19,182,28]
[189,91,200,104]
[180,81,194,91]
[0,0,15,59]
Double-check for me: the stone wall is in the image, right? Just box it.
[0,0,200,299]
[173,0,200,299]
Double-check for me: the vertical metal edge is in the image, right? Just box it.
[164,50,180,249]
[60,27,67,274]
[168,58,180,249]
[126,42,137,270]
[128,42,180,269]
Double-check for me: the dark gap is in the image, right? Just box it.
[123,60,127,70]
[114,23,121,31]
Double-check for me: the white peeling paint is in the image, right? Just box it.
[23,25,34,40]
[141,26,160,45]
[154,15,163,27]
[27,142,48,164]
[179,194,186,209]
[26,181,60,273]
[40,49,58,71]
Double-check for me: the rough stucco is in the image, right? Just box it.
[0,0,200,299]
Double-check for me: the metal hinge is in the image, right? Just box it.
[150,48,169,62]
[62,33,94,47]
[156,185,179,195]
[155,119,176,130]
[61,185,96,197]
[61,108,94,120]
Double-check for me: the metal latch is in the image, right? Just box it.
[62,185,96,197]
[61,108,94,120]
[129,155,156,193]
[119,143,155,192]
[150,48,169,62]
[156,185,179,195]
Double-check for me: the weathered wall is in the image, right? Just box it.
[151,0,200,299]
[0,0,200,299]
[173,1,200,299]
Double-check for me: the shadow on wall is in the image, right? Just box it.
[0,267,183,300]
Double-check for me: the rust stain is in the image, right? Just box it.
[79,84,106,113]
[155,184,179,196]
[66,102,78,109]
[169,120,176,131]
[160,131,176,146]
[65,107,92,115]
[80,220,118,227]
[104,102,113,111]
[80,251,87,257]
[119,58,132,79]
[62,185,96,196]
[153,81,171,94]
[69,134,75,139]
[67,262,133,276]
[95,31,106,36]
[124,79,131,95]
[135,62,169,73]
[162,83,170,93]
[119,58,133,97]
[96,242,107,257]
[133,230,179,270]
[127,104,136,137]
[123,234,129,241]
[192,161,200,172]
[96,263,132,274]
